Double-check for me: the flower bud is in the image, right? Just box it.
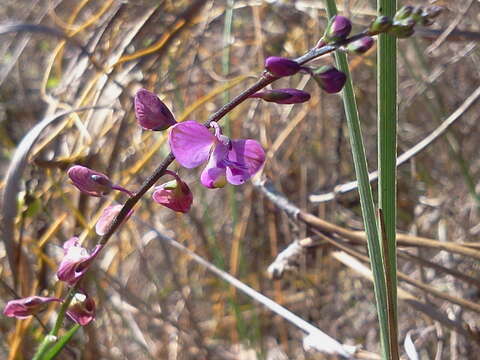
[265,56,301,77]
[394,5,414,21]
[152,176,193,213]
[251,88,311,104]
[346,36,375,54]
[57,237,102,286]
[68,165,112,197]
[324,15,352,43]
[95,204,134,236]
[313,65,347,94]
[3,296,61,319]
[66,293,96,326]
[368,16,392,35]
[389,18,415,38]
[134,89,176,131]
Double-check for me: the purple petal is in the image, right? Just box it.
[66,293,96,326]
[152,179,193,213]
[4,296,61,319]
[134,89,176,131]
[200,143,229,188]
[169,121,214,168]
[95,204,133,236]
[57,240,102,286]
[226,139,265,185]
[67,165,112,197]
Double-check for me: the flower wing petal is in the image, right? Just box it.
[169,121,214,168]
[226,139,265,185]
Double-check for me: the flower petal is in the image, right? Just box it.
[169,121,215,168]
[226,139,265,185]
[4,296,61,319]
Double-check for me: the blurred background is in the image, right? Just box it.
[1,0,479,358]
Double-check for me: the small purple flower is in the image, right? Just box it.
[95,204,134,236]
[134,88,177,131]
[152,171,193,213]
[68,166,112,197]
[265,56,301,77]
[325,15,352,42]
[169,121,265,189]
[57,237,102,286]
[66,292,96,326]
[250,89,311,104]
[3,296,61,319]
[313,65,347,94]
[346,36,375,54]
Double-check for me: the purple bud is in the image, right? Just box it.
[134,89,176,131]
[251,88,311,104]
[152,174,193,213]
[368,16,392,35]
[66,293,96,326]
[346,36,375,54]
[68,165,112,197]
[313,65,347,94]
[265,56,301,77]
[4,296,62,319]
[325,15,352,42]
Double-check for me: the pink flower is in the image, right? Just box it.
[152,171,193,213]
[66,293,96,326]
[134,89,177,131]
[169,121,265,189]
[3,296,61,319]
[68,165,112,197]
[95,204,134,236]
[265,56,301,77]
[57,237,102,286]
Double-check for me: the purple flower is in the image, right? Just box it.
[3,296,61,319]
[68,166,112,197]
[169,121,265,189]
[346,36,375,54]
[95,204,134,236]
[313,65,347,94]
[250,88,311,104]
[152,171,193,213]
[134,88,176,131]
[325,15,352,42]
[66,292,96,326]
[57,237,102,286]
[265,56,301,77]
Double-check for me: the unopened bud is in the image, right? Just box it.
[394,5,414,21]
[368,16,392,35]
[265,56,301,77]
[324,15,352,43]
[68,166,112,197]
[389,18,415,38]
[152,175,193,213]
[251,88,311,104]
[346,36,375,54]
[134,89,176,131]
[313,65,347,94]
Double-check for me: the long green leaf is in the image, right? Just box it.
[324,1,391,358]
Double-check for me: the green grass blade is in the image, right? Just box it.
[377,0,399,357]
[324,1,391,358]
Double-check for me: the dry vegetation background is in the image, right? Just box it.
[1,0,480,359]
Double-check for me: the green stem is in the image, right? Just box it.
[324,1,391,358]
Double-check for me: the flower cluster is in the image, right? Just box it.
[3,5,445,340]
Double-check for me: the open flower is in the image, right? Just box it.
[57,237,102,286]
[3,296,61,319]
[152,171,193,213]
[95,204,134,236]
[134,88,177,131]
[66,292,96,326]
[169,121,265,189]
